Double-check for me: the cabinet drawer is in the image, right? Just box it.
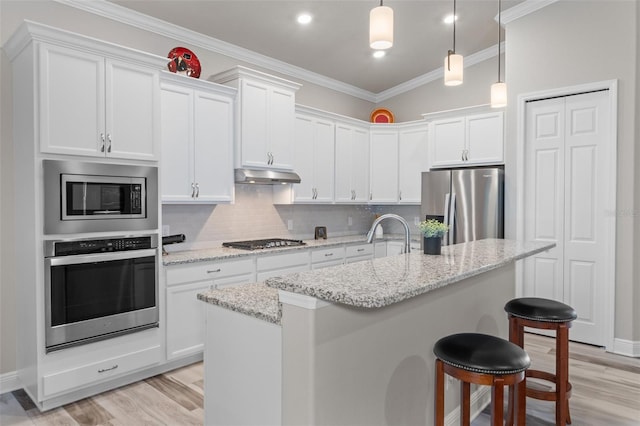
[166,258,254,285]
[311,247,345,264]
[345,244,373,258]
[256,251,310,272]
[42,345,161,397]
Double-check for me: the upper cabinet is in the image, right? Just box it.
[397,122,428,204]
[429,110,504,168]
[369,127,399,204]
[5,22,167,161]
[335,121,370,203]
[211,66,301,171]
[291,111,335,203]
[160,73,236,204]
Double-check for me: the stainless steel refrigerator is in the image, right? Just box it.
[421,167,504,245]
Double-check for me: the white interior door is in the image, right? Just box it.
[524,90,612,346]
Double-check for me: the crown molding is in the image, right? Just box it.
[53,0,546,104]
[501,0,559,25]
[376,42,504,103]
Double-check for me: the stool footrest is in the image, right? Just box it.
[526,369,573,401]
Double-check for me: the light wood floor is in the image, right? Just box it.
[1,333,639,425]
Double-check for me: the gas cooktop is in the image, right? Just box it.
[222,238,306,250]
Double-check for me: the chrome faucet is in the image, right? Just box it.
[366,213,411,253]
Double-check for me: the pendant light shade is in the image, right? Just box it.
[490,0,506,108]
[444,52,464,86]
[491,82,507,107]
[444,0,463,86]
[370,1,394,50]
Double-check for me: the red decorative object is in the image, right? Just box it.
[167,47,201,78]
[370,108,395,123]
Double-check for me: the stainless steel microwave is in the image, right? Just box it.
[44,160,158,234]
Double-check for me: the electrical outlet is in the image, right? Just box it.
[348,216,353,226]
[287,219,294,230]
[162,225,170,236]
[414,217,420,226]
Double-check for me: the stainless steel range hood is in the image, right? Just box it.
[234,168,301,184]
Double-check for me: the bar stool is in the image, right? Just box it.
[434,333,530,426]
[504,297,577,426]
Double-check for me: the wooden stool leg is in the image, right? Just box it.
[516,375,527,426]
[557,323,569,426]
[506,317,524,426]
[491,377,505,426]
[461,381,471,426]
[435,359,445,426]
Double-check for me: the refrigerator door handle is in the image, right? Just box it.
[443,193,451,227]
[448,193,456,245]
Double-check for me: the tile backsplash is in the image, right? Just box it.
[162,184,421,251]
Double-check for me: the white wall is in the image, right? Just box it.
[504,0,639,342]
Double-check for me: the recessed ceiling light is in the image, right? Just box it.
[297,13,312,25]
[373,50,386,59]
[443,14,458,24]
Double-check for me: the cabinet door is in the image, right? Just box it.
[430,117,465,167]
[466,112,504,165]
[106,59,159,160]
[352,127,370,203]
[39,43,105,156]
[268,87,296,170]
[293,115,316,202]
[193,90,234,202]
[312,119,335,202]
[334,124,355,203]
[398,125,428,204]
[166,280,211,360]
[161,84,194,203]
[369,129,399,203]
[240,79,269,167]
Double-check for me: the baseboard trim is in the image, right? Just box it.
[612,338,640,358]
[0,371,21,394]
[445,386,491,426]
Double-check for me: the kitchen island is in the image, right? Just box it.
[198,239,554,425]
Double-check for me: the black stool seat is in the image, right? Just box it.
[505,297,577,323]
[434,333,530,375]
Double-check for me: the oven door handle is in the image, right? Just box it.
[47,249,157,266]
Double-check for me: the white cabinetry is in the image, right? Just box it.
[311,246,345,269]
[291,112,335,203]
[397,122,428,204]
[212,66,301,170]
[335,122,370,203]
[369,127,399,203]
[160,73,235,203]
[345,244,374,264]
[38,40,164,160]
[165,258,255,360]
[256,251,311,281]
[430,111,504,168]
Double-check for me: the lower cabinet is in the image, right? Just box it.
[165,258,255,360]
[345,243,374,263]
[256,251,311,281]
[311,246,345,269]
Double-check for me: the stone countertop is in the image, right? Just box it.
[197,238,554,322]
[197,283,281,325]
[265,239,555,308]
[163,234,418,266]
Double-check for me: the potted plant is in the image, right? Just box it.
[417,219,449,255]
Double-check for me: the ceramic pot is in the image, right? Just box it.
[423,236,442,255]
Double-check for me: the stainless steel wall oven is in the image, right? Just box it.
[44,235,159,352]
[43,160,158,234]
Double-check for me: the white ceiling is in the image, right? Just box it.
[109,0,523,94]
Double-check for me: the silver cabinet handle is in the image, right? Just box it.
[195,183,200,198]
[98,364,118,373]
[267,152,274,165]
[369,193,373,201]
[324,253,334,257]
[357,248,365,252]
[207,268,221,274]
[107,133,112,153]
[399,190,402,201]
[100,133,105,152]
[461,150,465,161]
[191,183,196,198]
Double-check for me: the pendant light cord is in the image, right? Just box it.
[497,0,502,82]
[447,0,457,70]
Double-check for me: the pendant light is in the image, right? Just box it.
[444,0,463,86]
[370,0,394,50]
[491,0,507,107]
